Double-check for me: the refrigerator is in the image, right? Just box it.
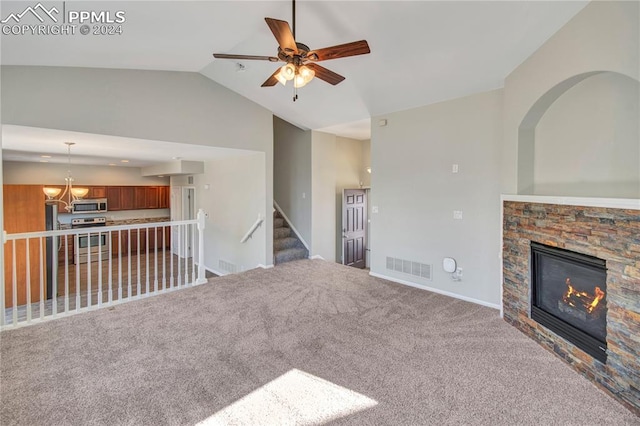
[45,203,58,300]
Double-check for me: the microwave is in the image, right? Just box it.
[71,198,108,214]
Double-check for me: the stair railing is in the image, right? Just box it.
[240,214,264,243]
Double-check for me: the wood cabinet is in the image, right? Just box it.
[3,185,46,307]
[101,186,169,212]
[106,187,122,210]
[88,186,106,198]
[146,187,160,209]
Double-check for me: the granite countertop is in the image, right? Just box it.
[106,217,171,227]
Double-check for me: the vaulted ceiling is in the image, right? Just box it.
[1,1,588,140]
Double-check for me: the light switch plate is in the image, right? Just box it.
[452,164,459,173]
[372,206,379,213]
[453,210,463,220]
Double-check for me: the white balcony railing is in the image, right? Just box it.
[1,210,207,330]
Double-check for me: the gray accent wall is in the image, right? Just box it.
[273,116,312,248]
[371,89,504,306]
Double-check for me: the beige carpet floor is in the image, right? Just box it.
[0,260,637,425]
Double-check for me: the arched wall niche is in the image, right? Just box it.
[517,71,640,198]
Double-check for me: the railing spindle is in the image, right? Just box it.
[127,229,132,300]
[39,237,44,319]
[64,236,69,313]
[98,231,103,307]
[12,240,18,325]
[25,238,32,322]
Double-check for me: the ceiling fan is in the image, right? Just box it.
[212,0,370,101]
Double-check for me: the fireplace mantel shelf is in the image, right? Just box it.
[501,194,639,210]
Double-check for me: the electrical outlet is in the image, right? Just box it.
[453,210,463,220]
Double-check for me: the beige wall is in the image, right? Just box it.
[172,153,266,274]
[371,89,504,307]
[311,132,336,261]
[3,161,170,186]
[360,139,372,188]
[533,72,639,197]
[502,1,640,195]
[273,116,312,248]
[1,65,274,267]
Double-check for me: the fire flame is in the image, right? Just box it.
[562,278,605,314]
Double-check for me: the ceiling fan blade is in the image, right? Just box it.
[261,68,282,87]
[265,18,298,55]
[213,53,279,62]
[306,63,345,85]
[307,40,370,62]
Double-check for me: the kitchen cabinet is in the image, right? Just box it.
[88,186,106,198]
[3,185,46,307]
[120,187,136,210]
[146,187,160,209]
[116,226,170,256]
[134,187,147,210]
[106,187,122,211]
[159,186,170,209]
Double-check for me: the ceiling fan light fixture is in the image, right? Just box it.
[280,63,296,81]
[294,73,308,88]
[299,65,315,83]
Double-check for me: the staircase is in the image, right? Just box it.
[274,210,308,264]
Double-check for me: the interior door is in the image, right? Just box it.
[342,189,367,269]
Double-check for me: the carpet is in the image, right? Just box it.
[0,260,637,425]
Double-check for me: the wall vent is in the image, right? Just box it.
[386,256,432,280]
[219,259,237,274]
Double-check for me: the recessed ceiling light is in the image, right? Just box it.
[40,155,51,158]
[40,160,49,163]
[121,160,129,163]
[172,156,182,160]
[108,163,116,166]
[158,175,164,178]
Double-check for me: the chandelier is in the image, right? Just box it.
[42,142,89,212]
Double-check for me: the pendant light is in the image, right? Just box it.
[42,142,89,211]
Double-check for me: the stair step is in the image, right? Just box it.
[274,218,284,228]
[274,227,291,239]
[275,247,308,264]
[274,237,300,251]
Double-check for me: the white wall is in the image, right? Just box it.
[1,66,274,266]
[172,154,266,274]
[371,89,503,307]
[3,161,169,186]
[502,1,640,195]
[533,72,639,197]
[273,116,312,248]
[311,131,336,261]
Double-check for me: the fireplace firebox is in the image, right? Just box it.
[530,242,607,363]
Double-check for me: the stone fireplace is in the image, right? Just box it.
[502,196,639,414]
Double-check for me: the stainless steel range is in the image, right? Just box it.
[72,217,108,264]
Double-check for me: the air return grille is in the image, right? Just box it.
[386,257,432,280]
[219,260,237,274]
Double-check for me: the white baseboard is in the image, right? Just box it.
[257,264,274,269]
[369,272,501,311]
[309,255,325,260]
[206,265,228,277]
[273,200,310,251]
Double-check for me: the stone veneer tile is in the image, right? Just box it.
[503,201,640,415]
